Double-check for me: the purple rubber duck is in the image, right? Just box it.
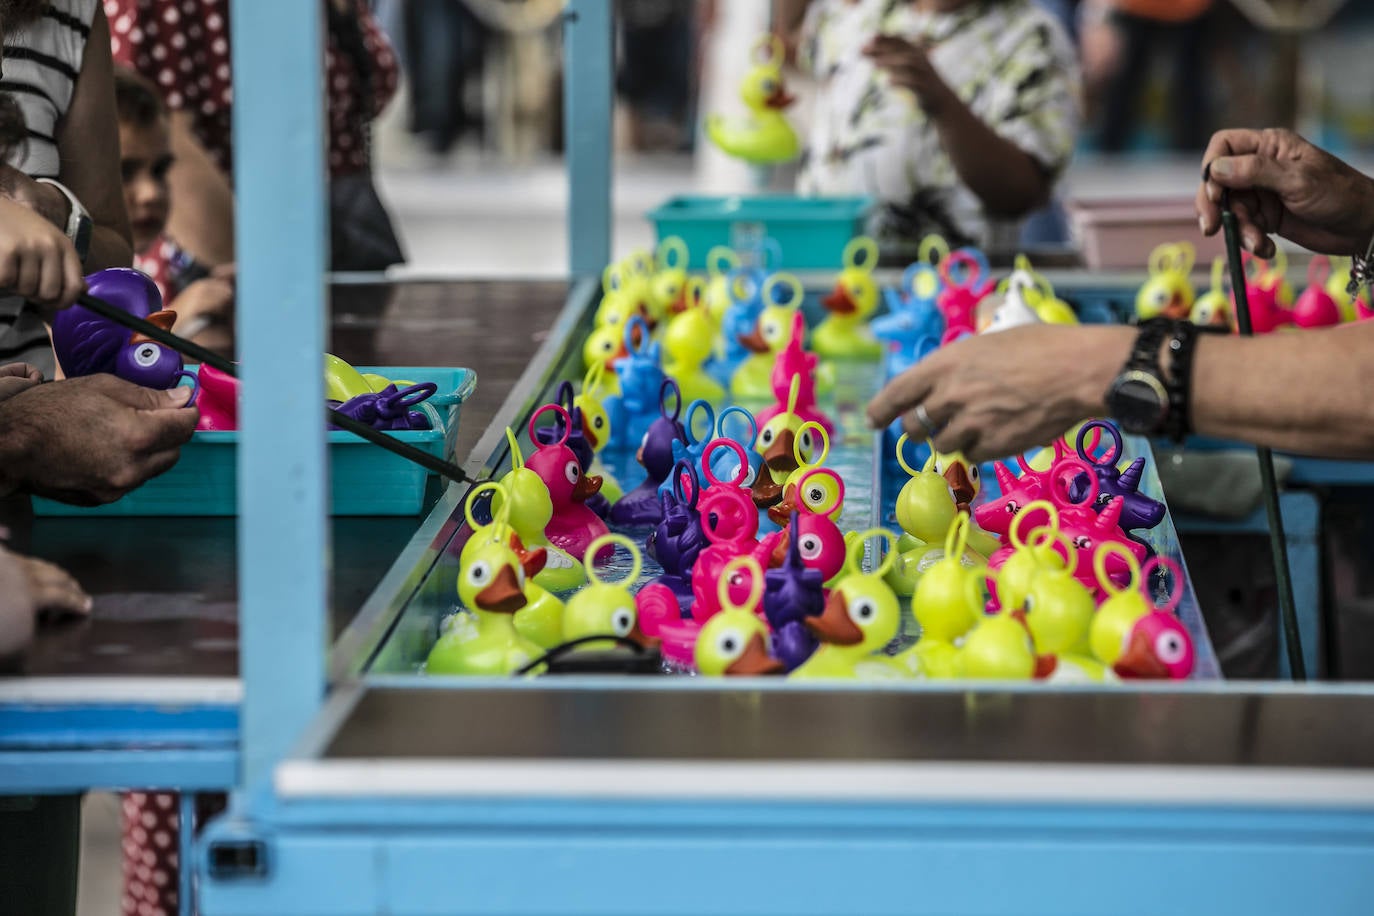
[609,379,686,527]
[761,512,825,671]
[52,268,196,395]
[644,458,707,608]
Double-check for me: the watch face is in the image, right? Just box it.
[1110,373,1168,435]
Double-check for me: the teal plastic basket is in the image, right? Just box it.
[33,366,476,518]
[647,195,873,270]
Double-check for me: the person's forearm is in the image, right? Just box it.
[166,112,235,266]
[930,100,1049,216]
[83,225,134,272]
[1073,321,1374,459]
[1186,322,1374,458]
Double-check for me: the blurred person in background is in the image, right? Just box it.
[1082,0,1216,151]
[115,65,234,356]
[106,0,406,271]
[778,0,1080,259]
[400,0,491,155]
[618,0,697,151]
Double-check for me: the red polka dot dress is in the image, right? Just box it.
[106,7,397,912]
[105,0,398,177]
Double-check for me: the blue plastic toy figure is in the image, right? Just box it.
[603,315,666,451]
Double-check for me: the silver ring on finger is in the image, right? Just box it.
[914,403,940,439]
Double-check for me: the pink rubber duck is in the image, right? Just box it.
[523,404,611,563]
[1113,611,1195,680]
[937,250,995,339]
[195,363,240,430]
[755,311,834,434]
[689,440,764,622]
[763,469,847,584]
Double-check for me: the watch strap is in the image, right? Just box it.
[34,177,91,261]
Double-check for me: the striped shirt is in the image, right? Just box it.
[0,0,97,374]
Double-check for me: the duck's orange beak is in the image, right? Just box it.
[508,534,548,579]
[1162,292,1191,321]
[475,565,526,613]
[751,463,784,509]
[580,415,599,450]
[737,327,770,353]
[805,589,863,645]
[767,483,799,527]
[763,428,797,472]
[768,528,791,567]
[822,286,855,315]
[669,291,690,316]
[725,632,786,674]
[943,463,975,513]
[129,308,178,346]
[628,617,661,649]
[1113,627,1169,679]
[572,472,602,502]
[764,83,795,110]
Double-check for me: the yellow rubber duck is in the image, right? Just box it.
[649,237,690,327]
[792,531,908,680]
[731,272,803,400]
[1190,256,1231,329]
[1006,255,1077,325]
[561,534,657,651]
[663,276,726,404]
[888,435,998,595]
[695,555,787,676]
[492,430,586,595]
[705,35,799,165]
[426,483,549,675]
[991,500,1068,614]
[704,246,741,327]
[1088,542,1153,667]
[815,237,882,360]
[1136,242,1196,321]
[572,363,624,504]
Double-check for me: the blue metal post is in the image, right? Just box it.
[564,0,613,276]
[232,1,328,790]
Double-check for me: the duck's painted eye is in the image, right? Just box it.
[466,561,491,587]
[1023,594,1035,613]
[599,340,614,354]
[133,344,161,368]
[739,461,757,486]
[1073,535,1092,550]
[610,607,635,637]
[564,461,580,484]
[760,79,776,94]
[848,597,877,625]
[799,534,823,560]
[594,416,605,429]
[1096,493,1112,505]
[759,427,775,447]
[969,465,979,482]
[1155,630,1187,665]
[799,430,814,454]
[715,629,745,660]
[1005,500,1020,515]
[762,320,782,342]
[806,485,826,505]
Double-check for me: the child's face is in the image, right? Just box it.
[119,119,173,254]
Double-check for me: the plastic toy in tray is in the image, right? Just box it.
[731,271,805,400]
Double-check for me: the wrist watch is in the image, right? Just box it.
[34,177,92,262]
[1105,319,1172,435]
